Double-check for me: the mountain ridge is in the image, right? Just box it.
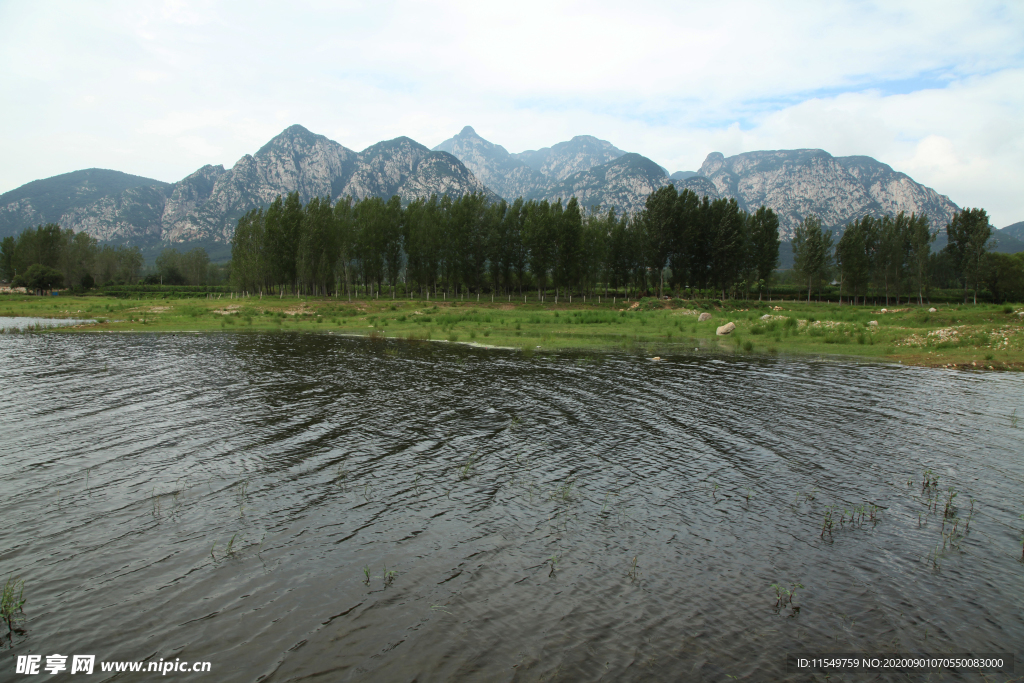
[1,124,982,249]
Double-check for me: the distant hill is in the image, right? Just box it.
[991,222,1024,253]
[0,169,170,242]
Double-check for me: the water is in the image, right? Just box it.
[0,317,94,331]
[1,333,1021,681]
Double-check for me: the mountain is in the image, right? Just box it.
[697,149,960,238]
[0,125,491,245]
[991,222,1024,253]
[532,154,720,216]
[0,169,170,241]
[2,125,992,252]
[435,130,962,241]
[511,135,626,180]
[1000,221,1024,241]
[432,126,548,199]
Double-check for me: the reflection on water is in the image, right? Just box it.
[1,332,1021,681]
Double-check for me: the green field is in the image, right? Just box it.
[3,293,1023,370]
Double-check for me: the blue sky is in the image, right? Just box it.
[1,0,1023,226]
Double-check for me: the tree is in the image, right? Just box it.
[792,214,834,302]
[231,208,267,293]
[748,206,780,300]
[381,195,405,296]
[506,198,528,295]
[155,248,186,285]
[982,252,1024,303]
[298,196,338,295]
[640,185,677,298]
[181,248,210,286]
[554,197,583,297]
[524,200,553,299]
[906,213,934,304]
[707,198,746,299]
[0,236,15,281]
[281,191,304,291]
[836,216,874,305]
[944,207,991,304]
[18,263,64,293]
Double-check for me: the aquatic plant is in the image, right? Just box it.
[363,566,372,585]
[627,556,640,583]
[1011,409,1019,429]
[550,478,576,502]
[1,575,26,639]
[457,451,478,480]
[940,487,957,518]
[547,555,559,577]
[383,564,397,587]
[821,505,835,538]
[237,480,249,517]
[770,583,790,607]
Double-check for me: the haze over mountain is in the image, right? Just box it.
[0,123,997,252]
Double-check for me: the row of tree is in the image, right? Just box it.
[150,247,216,286]
[0,224,144,290]
[792,207,1006,304]
[231,188,783,300]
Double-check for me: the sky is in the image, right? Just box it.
[1,0,1023,226]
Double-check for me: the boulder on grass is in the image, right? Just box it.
[868,320,878,326]
[928,308,937,313]
[698,312,712,322]
[716,322,736,336]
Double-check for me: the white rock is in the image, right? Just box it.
[698,312,712,322]
[868,320,878,326]
[761,314,772,320]
[928,308,937,313]
[881,308,888,313]
[716,322,736,336]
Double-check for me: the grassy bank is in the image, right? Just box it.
[3,293,1023,370]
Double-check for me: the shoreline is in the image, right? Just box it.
[2,294,1022,371]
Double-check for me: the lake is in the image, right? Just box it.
[1,332,1021,681]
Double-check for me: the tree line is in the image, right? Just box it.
[0,224,144,292]
[230,186,783,300]
[792,206,1022,304]
[0,224,229,293]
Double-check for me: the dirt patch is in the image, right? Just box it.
[212,305,241,315]
[498,304,516,310]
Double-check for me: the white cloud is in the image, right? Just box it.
[0,0,1022,224]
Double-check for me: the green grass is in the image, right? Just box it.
[2,294,1023,370]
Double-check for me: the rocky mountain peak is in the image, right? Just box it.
[696,148,959,238]
[512,134,626,181]
[433,127,546,200]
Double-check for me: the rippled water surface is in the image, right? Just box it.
[2,333,1022,681]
